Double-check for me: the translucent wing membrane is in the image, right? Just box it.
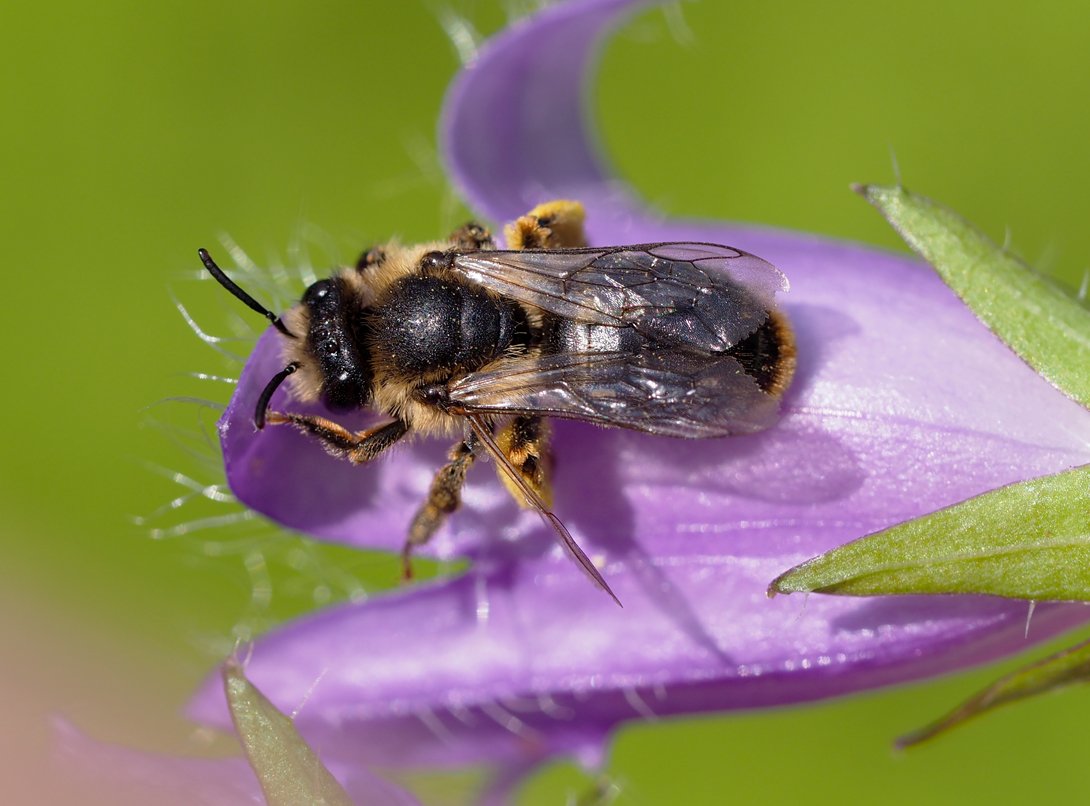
[464,414,621,606]
[452,242,787,353]
[450,242,788,436]
[450,349,779,437]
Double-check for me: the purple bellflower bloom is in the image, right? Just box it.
[191,0,1090,787]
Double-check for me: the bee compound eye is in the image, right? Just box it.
[303,279,332,304]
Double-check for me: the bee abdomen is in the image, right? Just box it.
[729,310,796,396]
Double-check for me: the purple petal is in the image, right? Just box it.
[55,719,418,805]
[188,573,1087,771]
[205,0,1090,779]
[443,0,655,231]
[54,718,263,805]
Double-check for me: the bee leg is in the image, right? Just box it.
[504,200,587,249]
[448,221,494,251]
[495,415,553,508]
[354,245,386,271]
[264,413,408,464]
[403,435,478,580]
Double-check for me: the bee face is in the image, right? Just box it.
[297,276,373,412]
[200,199,794,605]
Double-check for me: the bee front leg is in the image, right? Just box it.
[448,221,494,251]
[264,413,408,464]
[404,435,478,580]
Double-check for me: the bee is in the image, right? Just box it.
[200,201,795,605]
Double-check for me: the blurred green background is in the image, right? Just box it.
[4,1,1089,803]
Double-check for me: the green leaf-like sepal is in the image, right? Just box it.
[223,660,353,806]
[855,184,1090,409]
[898,636,1090,748]
[769,465,1090,600]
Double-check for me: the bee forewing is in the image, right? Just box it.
[464,415,621,606]
[452,242,787,354]
[450,349,780,438]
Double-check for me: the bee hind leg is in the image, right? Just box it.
[505,200,587,249]
[495,415,553,508]
[264,413,408,464]
[404,435,478,580]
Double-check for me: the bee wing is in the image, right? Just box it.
[452,243,788,354]
[449,349,780,438]
[463,413,621,606]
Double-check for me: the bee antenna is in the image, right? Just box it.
[198,248,296,338]
[254,362,299,429]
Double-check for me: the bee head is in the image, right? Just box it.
[249,275,376,430]
[199,248,375,428]
[298,276,373,413]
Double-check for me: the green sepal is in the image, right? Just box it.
[898,635,1090,748]
[769,465,1090,600]
[855,184,1090,409]
[223,660,353,806]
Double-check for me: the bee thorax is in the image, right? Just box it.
[374,276,521,374]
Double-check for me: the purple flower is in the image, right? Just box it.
[192,0,1090,790]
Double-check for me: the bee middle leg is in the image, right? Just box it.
[404,434,479,579]
[265,413,408,464]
